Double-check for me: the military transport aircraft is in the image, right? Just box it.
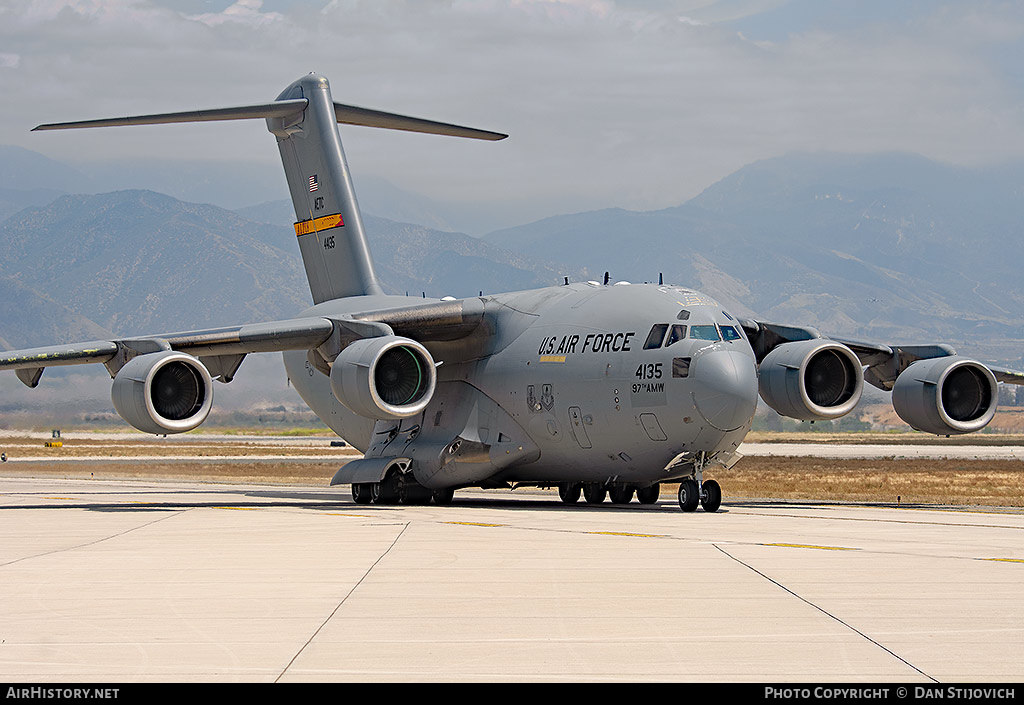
[3,73,1023,512]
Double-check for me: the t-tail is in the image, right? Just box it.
[33,73,506,304]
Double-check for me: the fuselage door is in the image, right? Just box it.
[567,406,592,449]
[639,412,668,441]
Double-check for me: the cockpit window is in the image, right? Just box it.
[677,309,690,321]
[690,324,721,341]
[672,357,691,378]
[643,324,669,350]
[666,324,687,346]
[720,325,741,341]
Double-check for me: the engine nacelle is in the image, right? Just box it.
[330,336,436,419]
[111,351,213,434]
[892,356,997,435]
[758,339,864,420]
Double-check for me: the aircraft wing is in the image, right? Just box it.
[738,318,1024,391]
[1,297,488,434]
[0,317,336,387]
[1,298,487,387]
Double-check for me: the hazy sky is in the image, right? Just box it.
[2,0,1023,220]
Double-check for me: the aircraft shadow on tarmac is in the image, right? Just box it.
[1,486,733,513]
[7,483,989,513]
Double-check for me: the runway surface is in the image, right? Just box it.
[1,475,1022,682]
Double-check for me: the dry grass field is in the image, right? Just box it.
[1,429,1023,507]
[701,456,1024,507]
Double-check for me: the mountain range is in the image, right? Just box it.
[1,146,1022,377]
[487,152,1024,363]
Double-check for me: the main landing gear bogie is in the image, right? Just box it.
[352,472,453,506]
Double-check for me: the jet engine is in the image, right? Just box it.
[758,339,863,420]
[111,351,213,434]
[892,356,997,435]
[330,336,436,419]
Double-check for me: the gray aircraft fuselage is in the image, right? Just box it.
[285,281,757,489]
[19,72,1015,511]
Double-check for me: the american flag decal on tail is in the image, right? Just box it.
[308,175,319,192]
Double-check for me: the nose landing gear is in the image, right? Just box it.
[677,478,722,513]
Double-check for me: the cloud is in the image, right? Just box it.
[187,0,285,27]
[1,0,1022,220]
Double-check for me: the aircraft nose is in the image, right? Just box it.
[690,349,759,431]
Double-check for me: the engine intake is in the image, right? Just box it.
[330,336,436,419]
[758,339,864,420]
[892,356,996,435]
[111,351,213,434]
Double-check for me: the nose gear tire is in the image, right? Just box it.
[700,479,722,513]
[678,479,699,512]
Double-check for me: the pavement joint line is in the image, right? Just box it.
[275,522,410,683]
[0,508,187,568]
[712,543,939,684]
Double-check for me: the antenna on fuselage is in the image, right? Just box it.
[603,272,610,285]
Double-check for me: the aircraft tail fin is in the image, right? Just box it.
[34,73,506,304]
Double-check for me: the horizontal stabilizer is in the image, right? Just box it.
[334,103,507,141]
[32,99,507,141]
[32,100,309,131]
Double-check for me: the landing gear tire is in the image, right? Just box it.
[399,478,433,505]
[351,483,373,505]
[636,484,660,505]
[583,483,607,504]
[371,472,401,505]
[700,479,722,513]
[558,482,581,504]
[608,487,634,504]
[677,479,699,513]
[432,487,455,505]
